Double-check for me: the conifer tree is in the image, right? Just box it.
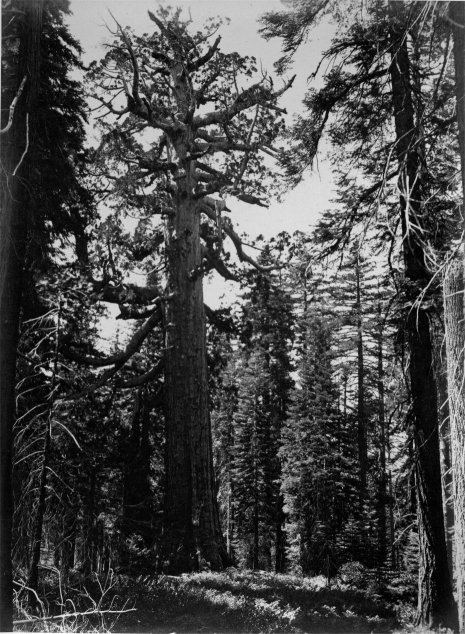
[261,1,458,624]
[1,1,43,625]
[230,252,293,570]
[87,7,294,572]
[281,307,357,574]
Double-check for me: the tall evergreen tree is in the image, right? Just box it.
[2,0,91,617]
[281,308,357,574]
[88,7,294,572]
[261,1,458,625]
[1,1,44,626]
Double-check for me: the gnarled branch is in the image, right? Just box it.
[63,306,162,367]
[201,198,275,273]
[188,35,221,72]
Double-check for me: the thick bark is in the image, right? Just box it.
[450,2,465,205]
[444,255,465,632]
[0,2,43,628]
[448,3,465,632]
[388,3,457,628]
[162,133,228,572]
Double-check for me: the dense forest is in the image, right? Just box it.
[1,0,465,632]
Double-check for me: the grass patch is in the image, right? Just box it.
[13,569,415,632]
[115,569,407,633]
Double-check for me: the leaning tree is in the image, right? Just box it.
[85,7,293,573]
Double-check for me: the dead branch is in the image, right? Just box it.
[201,245,240,281]
[119,359,164,387]
[201,198,275,273]
[193,74,295,129]
[188,35,221,72]
[13,607,137,625]
[63,306,162,367]
[0,75,27,135]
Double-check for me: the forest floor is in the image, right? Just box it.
[15,568,421,633]
[112,570,416,633]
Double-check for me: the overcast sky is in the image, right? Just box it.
[65,0,337,309]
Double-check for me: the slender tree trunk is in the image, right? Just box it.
[388,3,457,627]
[275,494,285,572]
[388,469,396,568]
[432,322,455,576]
[162,134,228,573]
[60,507,77,583]
[27,421,51,601]
[28,300,61,603]
[253,465,259,570]
[122,389,153,569]
[0,2,43,628]
[448,4,465,631]
[376,315,387,568]
[82,467,96,576]
[355,256,367,502]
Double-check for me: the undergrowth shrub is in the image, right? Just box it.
[338,561,369,588]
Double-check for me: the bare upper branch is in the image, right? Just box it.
[201,198,275,273]
[188,35,221,72]
[193,75,295,129]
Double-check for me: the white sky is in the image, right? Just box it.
[65,0,338,311]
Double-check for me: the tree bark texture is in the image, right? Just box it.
[162,132,228,572]
[450,2,465,208]
[444,254,465,633]
[432,321,455,577]
[448,3,465,632]
[0,1,43,628]
[388,3,457,628]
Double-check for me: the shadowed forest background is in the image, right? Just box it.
[1,0,465,632]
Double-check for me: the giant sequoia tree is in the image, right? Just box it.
[88,8,293,573]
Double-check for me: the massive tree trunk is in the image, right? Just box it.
[444,254,465,632]
[388,3,457,628]
[447,3,465,631]
[162,134,228,572]
[0,1,43,628]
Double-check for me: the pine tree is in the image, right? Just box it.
[281,308,357,575]
[228,252,293,570]
[262,1,458,624]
